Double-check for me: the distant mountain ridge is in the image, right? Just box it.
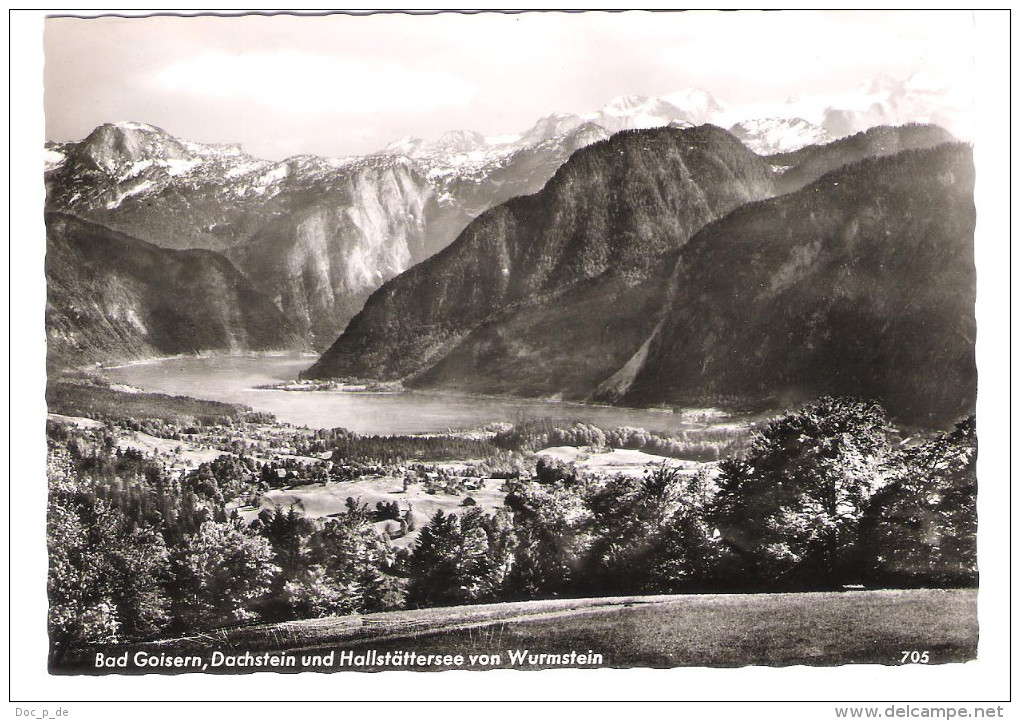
[768,123,956,193]
[305,126,973,426]
[45,212,305,367]
[729,117,833,155]
[620,143,975,426]
[304,125,777,389]
[44,79,968,366]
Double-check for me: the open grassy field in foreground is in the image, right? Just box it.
[56,589,976,673]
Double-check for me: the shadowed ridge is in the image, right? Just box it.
[45,212,306,368]
[305,124,777,388]
[623,143,975,426]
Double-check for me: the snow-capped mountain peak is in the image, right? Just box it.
[381,135,427,156]
[728,117,833,155]
[661,87,726,124]
[601,94,656,116]
[519,112,586,144]
[583,95,695,132]
[433,129,488,153]
[109,120,164,133]
[73,122,190,174]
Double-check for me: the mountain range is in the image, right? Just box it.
[618,142,976,426]
[306,124,973,426]
[46,91,803,349]
[46,124,457,348]
[305,125,777,390]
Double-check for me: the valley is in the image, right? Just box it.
[50,356,755,561]
[45,362,977,671]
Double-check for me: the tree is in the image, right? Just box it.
[857,417,977,587]
[375,500,401,520]
[406,510,466,607]
[582,473,653,593]
[112,524,172,639]
[254,506,316,576]
[281,564,356,618]
[535,457,579,485]
[171,520,279,630]
[583,464,719,594]
[406,509,506,607]
[47,459,171,662]
[503,481,592,599]
[48,491,123,660]
[250,506,318,618]
[711,397,890,589]
[308,512,402,614]
[471,508,517,598]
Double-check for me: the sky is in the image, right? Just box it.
[44,10,978,160]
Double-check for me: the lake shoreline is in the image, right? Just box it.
[97,349,321,372]
[101,353,760,435]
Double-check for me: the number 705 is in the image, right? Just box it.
[900,651,930,664]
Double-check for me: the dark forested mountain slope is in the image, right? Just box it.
[305,125,777,392]
[45,122,618,347]
[46,119,953,356]
[769,123,955,194]
[620,143,975,426]
[46,213,305,367]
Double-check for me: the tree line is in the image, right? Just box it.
[408,400,975,606]
[47,397,976,663]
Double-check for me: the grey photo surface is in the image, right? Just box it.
[43,11,978,676]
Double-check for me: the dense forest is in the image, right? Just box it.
[47,396,976,664]
[45,213,305,368]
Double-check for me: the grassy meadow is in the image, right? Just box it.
[55,588,977,673]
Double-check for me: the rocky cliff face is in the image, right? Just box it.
[620,143,975,426]
[306,127,973,426]
[45,213,305,367]
[304,125,777,391]
[46,119,621,348]
[45,123,457,346]
[226,160,446,347]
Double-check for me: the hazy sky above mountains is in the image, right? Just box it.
[44,10,977,159]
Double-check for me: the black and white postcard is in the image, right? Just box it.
[9,8,1011,717]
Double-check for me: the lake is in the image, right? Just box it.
[105,354,726,435]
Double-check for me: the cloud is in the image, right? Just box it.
[656,10,976,105]
[154,50,476,115]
